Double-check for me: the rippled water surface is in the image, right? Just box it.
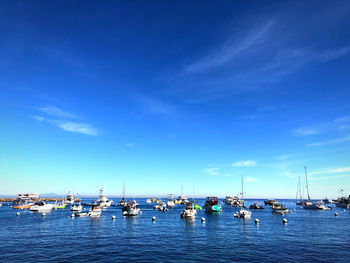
[1,199,349,262]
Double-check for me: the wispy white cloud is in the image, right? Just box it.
[232,160,256,167]
[32,107,98,136]
[309,174,350,181]
[277,154,294,160]
[245,176,257,183]
[51,120,98,136]
[334,116,350,123]
[125,143,134,147]
[32,116,45,122]
[310,166,350,175]
[185,20,275,73]
[203,167,219,176]
[307,134,350,147]
[37,106,76,119]
[291,127,319,136]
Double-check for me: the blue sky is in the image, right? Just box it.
[1,0,350,198]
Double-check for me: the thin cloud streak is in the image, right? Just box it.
[203,167,219,176]
[308,134,350,147]
[291,127,319,136]
[37,106,76,119]
[232,160,257,167]
[185,19,275,73]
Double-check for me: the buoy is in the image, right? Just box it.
[112,215,116,220]
[42,213,46,217]
[335,213,338,217]
[16,212,20,216]
[71,213,75,217]
[282,218,287,224]
[201,217,205,222]
[255,218,259,224]
[152,216,156,221]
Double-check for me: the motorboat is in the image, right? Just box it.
[66,191,74,205]
[154,200,168,211]
[146,199,152,204]
[335,195,350,208]
[264,199,277,206]
[234,209,252,219]
[249,202,264,210]
[203,197,222,213]
[122,200,141,216]
[224,195,244,207]
[12,200,34,209]
[176,194,188,205]
[87,203,101,218]
[71,203,83,212]
[271,203,289,213]
[96,188,113,208]
[167,194,175,208]
[30,201,53,212]
[180,201,197,218]
[52,201,66,209]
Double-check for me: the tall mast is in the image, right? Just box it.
[241,174,244,201]
[122,182,125,201]
[305,166,311,201]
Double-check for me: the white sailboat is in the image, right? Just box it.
[303,166,327,210]
[234,175,251,219]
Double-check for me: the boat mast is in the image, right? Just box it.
[122,182,125,201]
[305,166,311,201]
[241,174,244,201]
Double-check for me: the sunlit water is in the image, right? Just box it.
[0,199,349,262]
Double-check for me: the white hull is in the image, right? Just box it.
[234,209,251,219]
[88,210,101,217]
[30,204,53,212]
[123,208,140,216]
[71,205,83,212]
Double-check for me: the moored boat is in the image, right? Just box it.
[122,200,141,216]
[271,203,289,213]
[30,201,53,212]
[97,188,113,208]
[52,201,66,209]
[87,202,101,217]
[203,197,222,213]
[264,199,277,206]
[167,194,175,208]
[65,191,74,205]
[234,175,251,219]
[249,202,264,210]
[180,201,197,218]
[302,166,327,210]
[71,202,83,212]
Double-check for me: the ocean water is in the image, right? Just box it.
[0,199,349,262]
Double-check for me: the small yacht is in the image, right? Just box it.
[146,199,152,204]
[52,201,66,209]
[335,195,350,208]
[234,209,252,219]
[167,194,175,208]
[203,197,222,213]
[180,201,197,218]
[154,200,168,211]
[234,175,251,219]
[30,201,53,212]
[12,200,34,209]
[271,203,289,213]
[96,188,113,208]
[87,203,102,218]
[249,202,264,210]
[66,191,74,205]
[224,195,244,207]
[122,200,141,216]
[71,202,83,212]
[264,199,277,206]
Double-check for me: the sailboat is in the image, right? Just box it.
[234,175,251,219]
[296,175,303,205]
[117,182,127,206]
[303,166,327,210]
